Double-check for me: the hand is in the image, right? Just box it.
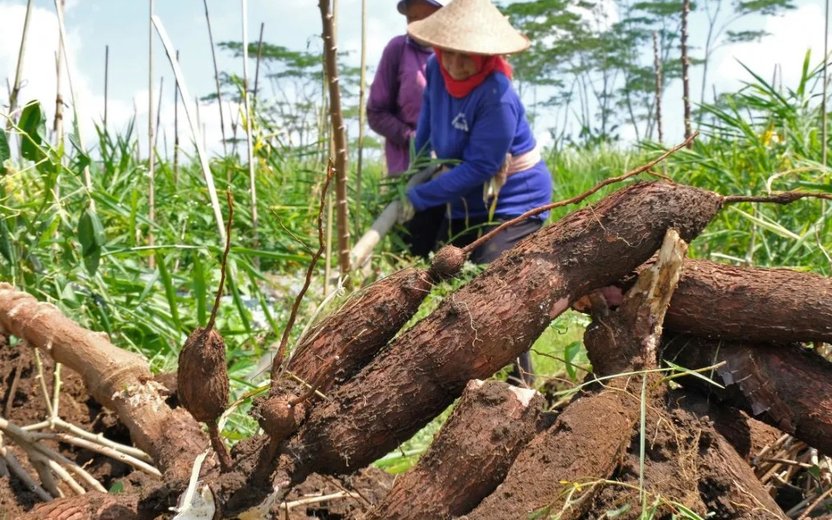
[484,153,512,200]
[397,195,416,224]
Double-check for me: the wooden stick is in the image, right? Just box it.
[350,166,437,268]
[103,45,109,129]
[0,448,51,501]
[253,22,265,102]
[202,0,228,155]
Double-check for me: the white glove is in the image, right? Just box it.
[397,195,416,224]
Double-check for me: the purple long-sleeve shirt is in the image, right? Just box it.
[367,35,432,176]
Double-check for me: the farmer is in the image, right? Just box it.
[402,0,553,387]
[367,0,446,258]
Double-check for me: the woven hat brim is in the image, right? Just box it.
[407,0,529,55]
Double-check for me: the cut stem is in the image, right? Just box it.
[208,421,232,473]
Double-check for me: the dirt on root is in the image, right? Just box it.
[583,390,785,519]
[277,468,394,519]
[0,337,149,517]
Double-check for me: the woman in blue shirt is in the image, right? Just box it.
[404,0,553,386]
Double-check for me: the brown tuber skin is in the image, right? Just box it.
[177,192,235,473]
[179,328,229,424]
[256,394,306,446]
[178,327,232,472]
[428,245,466,281]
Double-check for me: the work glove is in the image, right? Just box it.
[397,194,416,224]
[484,153,512,201]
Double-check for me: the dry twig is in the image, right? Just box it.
[270,161,335,382]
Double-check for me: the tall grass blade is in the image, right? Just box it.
[151,14,226,245]
[193,252,207,326]
[155,251,182,332]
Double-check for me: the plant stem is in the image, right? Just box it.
[208,422,232,472]
[203,0,228,156]
[318,0,351,278]
[462,133,697,255]
[173,49,180,185]
[271,162,333,381]
[822,0,829,168]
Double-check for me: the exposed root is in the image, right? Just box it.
[0,415,106,497]
[208,422,233,473]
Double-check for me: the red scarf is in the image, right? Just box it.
[434,48,513,98]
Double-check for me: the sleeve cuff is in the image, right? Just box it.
[406,187,427,212]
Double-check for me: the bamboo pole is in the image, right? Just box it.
[103,45,109,130]
[51,0,66,218]
[154,77,163,151]
[355,0,368,231]
[253,22,265,103]
[680,0,692,146]
[173,50,180,186]
[151,15,227,245]
[822,0,829,167]
[202,0,228,156]
[318,0,351,278]
[241,0,260,258]
[53,0,94,206]
[148,0,157,269]
[53,0,65,146]
[7,0,34,132]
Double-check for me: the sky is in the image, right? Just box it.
[0,0,829,156]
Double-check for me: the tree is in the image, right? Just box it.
[697,0,795,109]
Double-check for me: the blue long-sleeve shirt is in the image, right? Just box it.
[408,57,553,220]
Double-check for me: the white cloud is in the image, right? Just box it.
[0,3,133,153]
[1,4,64,117]
[0,2,239,160]
[714,3,828,92]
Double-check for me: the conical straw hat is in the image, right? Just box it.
[407,0,529,55]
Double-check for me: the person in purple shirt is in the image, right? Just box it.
[367,0,445,257]
[404,0,554,387]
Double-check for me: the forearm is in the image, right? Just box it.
[407,161,493,210]
[367,109,414,146]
